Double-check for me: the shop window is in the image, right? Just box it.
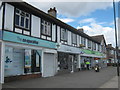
[4,47,24,77]
[4,47,42,77]
[41,19,51,36]
[15,8,30,30]
[24,49,32,73]
[61,28,68,41]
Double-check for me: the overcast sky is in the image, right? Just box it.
[24,0,119,47]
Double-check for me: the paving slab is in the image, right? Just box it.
[0,83,2,90]
[99,76,118,88]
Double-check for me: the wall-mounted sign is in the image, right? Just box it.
[3,31,57,49]
[57,44,81,54]
[81,49,103,56]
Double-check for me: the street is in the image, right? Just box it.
[2,66,118,88]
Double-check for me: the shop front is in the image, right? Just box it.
[80,49,105,69]
[1,31,57,83]
[57,45,81,74]
[4,47,42,78]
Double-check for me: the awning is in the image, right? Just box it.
[81,49,103,56]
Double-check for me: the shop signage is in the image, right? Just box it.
[81,49,103,56]
[3,31,57,49]
[17,37,38,45]
[57,44,81,54]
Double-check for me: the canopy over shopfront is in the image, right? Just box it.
[80,49,105,58]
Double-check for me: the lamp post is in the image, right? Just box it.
[113,0,119,76]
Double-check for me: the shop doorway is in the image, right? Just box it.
[58,52,78,74]
[31,50,41,73]
[24,49,42,74]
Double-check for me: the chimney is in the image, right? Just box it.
[78,28,84,33]
[48,7,57,18]
[108,44,112,47]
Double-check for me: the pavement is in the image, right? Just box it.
[2,66,119,88]
[0,84,1,90]
[99,76,119,88]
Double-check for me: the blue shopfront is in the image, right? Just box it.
[2,31,57,82]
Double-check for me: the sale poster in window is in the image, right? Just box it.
[25,49,31,68]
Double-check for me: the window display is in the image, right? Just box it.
[5,47,24,77]
[25,49,31,73]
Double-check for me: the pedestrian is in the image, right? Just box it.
[84,59,87,70]
[86,61,90,70]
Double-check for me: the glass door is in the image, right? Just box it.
[31,50,41,73]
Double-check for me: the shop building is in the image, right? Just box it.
[0,2,58,83]
[91,35,107,68]
[106,44,116,65]
[0,1,107,83]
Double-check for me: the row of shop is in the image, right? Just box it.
[0,31,107,83]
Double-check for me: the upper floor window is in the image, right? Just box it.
[81,37,86,46]
[61,28,68,41]
[15,8,30,30]
[92,42,96,50]
[103,46,106,53]
[41,19,51,36]
[111,50,114,54]
[98,44,100,51]
[72,33,77,44]
[94,43,96,50]
[88,40,91,49]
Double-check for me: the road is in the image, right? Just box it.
[2,66,118,88]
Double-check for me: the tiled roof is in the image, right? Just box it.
[91,35,104,43]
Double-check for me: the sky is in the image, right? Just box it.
[24,0,119,47]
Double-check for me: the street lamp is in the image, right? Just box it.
[113,0,119,76]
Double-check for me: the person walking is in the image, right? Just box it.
[86,61,90,70]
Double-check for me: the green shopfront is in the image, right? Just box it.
[1,31,57,83]
[80,49,107,69]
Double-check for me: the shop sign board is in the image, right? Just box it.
[57,44,81,54]
[3,31,57,49]
[81,49,103,56]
